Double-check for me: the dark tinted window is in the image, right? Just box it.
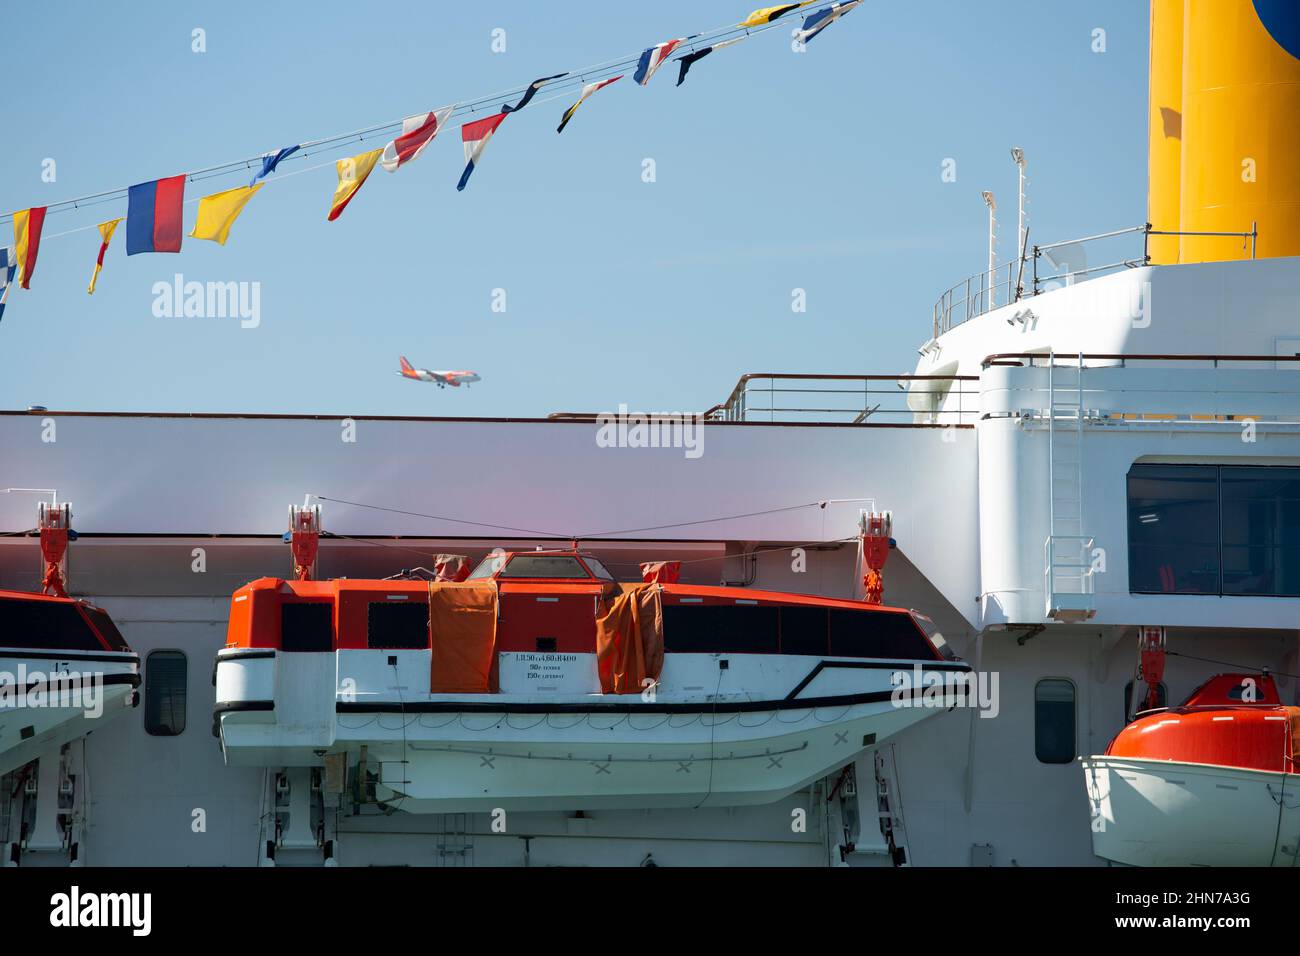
[1128,464,1300,597]
[81,607,129,651]
[662,605,779,653]
[145,650,187,737]
[281,603,333,652]
[779,606,828,656]
[0,598,102,650]
[499,555,590,579]
[1035,679,1075,764]
[1220,467,1300,596]
[1127,464,1220,594]
[828,609,935,660]
[367,602,428,649]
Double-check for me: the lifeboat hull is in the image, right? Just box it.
[1083,756,1300,866]
[217,649,968,811]
[0,649,140,776]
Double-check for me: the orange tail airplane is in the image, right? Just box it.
[398,356,481,388]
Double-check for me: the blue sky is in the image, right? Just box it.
[0,0,1146,416]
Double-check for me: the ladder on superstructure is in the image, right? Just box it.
[1044,351,1095,621]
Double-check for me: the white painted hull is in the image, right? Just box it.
[1082,756,1300,866]
[0,650,140,776]
[217,648,968,810]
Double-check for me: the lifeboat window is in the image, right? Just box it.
[81,607,129,651]
[467,552,507,580]
[498,555,591,579]
[144,650,187,737]
[779,607,829,656]
[366,602,429,649]
[663,605,779,653]
[828,610,936,660]
[281,603,333,652]
[0,597,103,650]
[1123,680,1168,721]
[580,556,615,581]
[1034,678,1076,764]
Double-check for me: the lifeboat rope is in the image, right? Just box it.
[394,740,812,765]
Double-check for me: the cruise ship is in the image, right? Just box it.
[2,0,1299,872]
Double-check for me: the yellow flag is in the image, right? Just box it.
[190,184,263,245]
[328,148,382,221]
[740,2,812,27]
[87,218,123,295]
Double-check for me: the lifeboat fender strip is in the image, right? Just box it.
[0,650,141,666]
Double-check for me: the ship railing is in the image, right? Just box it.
[932,222,1259,339]
[707,373,980,425]
[981,352,1300,425]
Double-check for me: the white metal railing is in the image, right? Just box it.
[932,222,1259,339]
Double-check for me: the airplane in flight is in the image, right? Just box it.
[397,356,481,389]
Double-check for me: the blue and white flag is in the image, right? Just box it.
[794,0,861,45]
[250,144,301,187]
[674,38,743,86]
[0,247,16,324]
[634,38,685,85]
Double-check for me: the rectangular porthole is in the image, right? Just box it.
[1035,678,1076,764]
[145,650,187,737]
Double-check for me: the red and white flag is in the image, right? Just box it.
[381,106,454,173]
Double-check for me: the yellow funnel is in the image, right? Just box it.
[1153,1,1300,264]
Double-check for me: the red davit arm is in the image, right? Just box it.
[38,503,72,598]
[860,512,893,605]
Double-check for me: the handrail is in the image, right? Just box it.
[981,352,1300,368]
[933,221,1259,338]
[711,372,980,424]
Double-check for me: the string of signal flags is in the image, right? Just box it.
[0,1,861,323]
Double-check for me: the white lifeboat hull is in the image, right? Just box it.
[0,648,140,776]
[217,648,969,811]
[1082,755,1300,866]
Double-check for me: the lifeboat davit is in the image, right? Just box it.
[1083,673,1300,866]
[215,549,969,811]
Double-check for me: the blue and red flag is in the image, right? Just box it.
[126,175,186,255]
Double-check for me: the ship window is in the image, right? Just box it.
[1123,680,1168,721]
[144,650,187,737]
[663,604,779,653]
[281,603,333,652]
[0,597,103,650]
[1127,464,1220,594]
[366,602,428,649]
[828,609,936,660]
[779,606,829,656]
[1128,464,1300,597]
[1034,678,1075,764]
[1220,467,1300,597]
[498,555,590,579]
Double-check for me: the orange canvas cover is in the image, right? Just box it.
[427,582,498,693]
[595,584,664,694]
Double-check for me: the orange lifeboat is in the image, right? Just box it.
[1083,673,1300,866]
[215,549,970,812]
